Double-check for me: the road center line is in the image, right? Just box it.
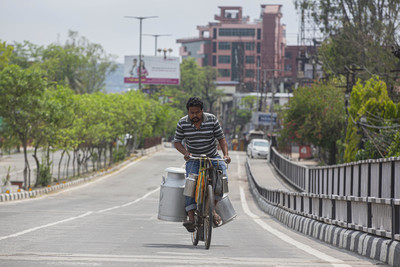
[97,187,159,213]
[0,211,93,241]
[236,154,351,267]
[0,187,159,241]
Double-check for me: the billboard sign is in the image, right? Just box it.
[252,112,277,126]
[124,55,180,85]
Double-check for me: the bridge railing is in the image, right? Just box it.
[269,147,308,191]
[258,148,400,241]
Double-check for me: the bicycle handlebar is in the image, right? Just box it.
[188,155,228,163]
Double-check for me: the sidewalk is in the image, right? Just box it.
[247,158,299,192]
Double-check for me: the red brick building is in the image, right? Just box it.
[177,5,286,92]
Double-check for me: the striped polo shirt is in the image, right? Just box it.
[174,112,225,157]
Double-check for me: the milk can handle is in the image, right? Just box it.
[162,176,166,184]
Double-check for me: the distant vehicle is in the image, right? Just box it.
[247,139,270,159]
[247,130,264,142]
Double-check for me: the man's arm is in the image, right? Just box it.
[218,138,231,164]
[174,141,191,161]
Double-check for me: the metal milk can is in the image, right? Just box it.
[158,167,187,222]
[215,194,237,225]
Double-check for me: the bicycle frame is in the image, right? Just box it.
[188,155,227,249]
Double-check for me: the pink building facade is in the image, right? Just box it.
[177,5,286,92]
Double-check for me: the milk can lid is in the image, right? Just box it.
[165,167,186,174]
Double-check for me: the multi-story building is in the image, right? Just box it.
[177,5,318,142]
[177,5,286,92]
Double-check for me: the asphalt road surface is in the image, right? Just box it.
[0,147,383,266]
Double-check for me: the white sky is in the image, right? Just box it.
[0,0,299,64]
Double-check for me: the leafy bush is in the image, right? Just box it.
[37,162,52,187]
[113,146,126,162]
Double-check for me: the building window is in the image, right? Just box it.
[213,28,217,39]
[203,55,209,66]
[212,55,216,66]
[257,42,261,53]
[285,51,292,59]
[245,69,254,78]
[245,42,255,50]
[213,42,217,53]
[257,29,261,40]
[218,69,230,77]
[284,64,292,71]
[218,42,231,50]
[219,28,255,37]
[218,55,230,64]
[245,56,255,64]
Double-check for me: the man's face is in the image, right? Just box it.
[188,106,203,123]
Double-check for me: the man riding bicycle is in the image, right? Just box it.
[174,97,231,232]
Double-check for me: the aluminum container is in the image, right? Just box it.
[158,167,187,222]
[215,195,236,225]
[183,173,197,197]
[222,176,229,194]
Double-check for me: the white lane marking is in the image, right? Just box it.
[97,187,159,213]
[0,252,356,265]
[0,212,93,241]
[236,154,351,267]
[0,187,159,241]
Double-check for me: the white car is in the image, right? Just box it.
[247,139,270,159]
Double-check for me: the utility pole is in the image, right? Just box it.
[125,16,158,90]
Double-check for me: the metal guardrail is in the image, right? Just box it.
[262,148,400,241]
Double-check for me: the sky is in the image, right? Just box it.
[0,0,300,64]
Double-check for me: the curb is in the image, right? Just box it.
[0,144,163,203]
[246,162,400,267]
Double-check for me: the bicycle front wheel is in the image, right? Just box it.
[204,184,214,249]
[191,228,199,246]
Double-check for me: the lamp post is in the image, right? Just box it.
[157,48,173,59]
[144,34,171,56]
[124,16,158,90]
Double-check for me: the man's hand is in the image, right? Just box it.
[184,151,191,161]
[224,155,231,164]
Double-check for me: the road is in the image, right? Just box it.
[0,147,382,266]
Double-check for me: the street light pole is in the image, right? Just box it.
[144,34,171,56]
[125,16,158,90]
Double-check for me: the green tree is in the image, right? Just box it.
[178,58,202,96]
[279,81,345,164]
[296,0,400,97]
[8,41,44,69]
[345,77,400,161]
[234,95,257,134]
[31,85,76,185]
[9,31,117,94]
[152,101,184,139]
[199,66,224,114]
[0,40,14,70]
[64,31,117,94]
[118,91,155,154]
[0,65,48,187]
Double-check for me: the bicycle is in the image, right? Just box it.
[187,155,227,250]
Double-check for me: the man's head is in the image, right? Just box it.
[133,58,137,65]
[186,97,204,124]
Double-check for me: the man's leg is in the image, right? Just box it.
[183,159,199,232]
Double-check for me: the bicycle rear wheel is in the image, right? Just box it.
[204,184,214,249]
